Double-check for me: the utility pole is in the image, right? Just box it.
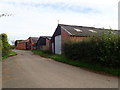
[58,20,59,24]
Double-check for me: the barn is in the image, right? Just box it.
[36,36,51,51]
[51,24,118,54]
[15,40,28,50]
[27,37,39,50]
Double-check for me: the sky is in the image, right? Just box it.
[0,0,119,44]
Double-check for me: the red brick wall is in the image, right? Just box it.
[16,42,26,50]
[69,36,87,42]
[61,29,87,42]
[41,39,51,51]
[27,40,31,50]
[46,39,51,51]
[31,43,36,50]
[61,29,70,45]
[61,29,87,54]
[61,29,70,54]
[27,39,36,50]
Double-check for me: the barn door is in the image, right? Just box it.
[55,35,61,54]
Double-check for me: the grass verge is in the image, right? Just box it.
[32,50,119,76]
[2,51,17,60]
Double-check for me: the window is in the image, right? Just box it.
[89,30,97,33]
[74,28,82,32]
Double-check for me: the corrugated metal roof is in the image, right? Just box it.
[59,24,118,36]
[40,36,51,40]
[37,36,51,46]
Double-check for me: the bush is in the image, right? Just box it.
[0,33,11,57]
[63,31,120,68]
[10,45,16,49]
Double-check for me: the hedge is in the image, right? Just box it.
[63,31,120,69]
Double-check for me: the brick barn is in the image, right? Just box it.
[27,37,39,50]
[36,36,51,51]
[15,40,28,50]
[51,24,118,54]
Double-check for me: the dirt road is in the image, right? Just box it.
[2,50,118,88]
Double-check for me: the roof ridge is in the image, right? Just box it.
[58,24,118,30]
[59,24,96,28]
[39,36,51,39]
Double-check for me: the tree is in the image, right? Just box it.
[0,33,10,56]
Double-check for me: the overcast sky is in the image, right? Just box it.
[0,0,119,44]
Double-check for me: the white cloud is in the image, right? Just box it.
[0,0,119,44]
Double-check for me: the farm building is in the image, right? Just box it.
[51,24,118,54]
[15,40,28,50]
[27,37,39,50]
[36,36,51,51]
